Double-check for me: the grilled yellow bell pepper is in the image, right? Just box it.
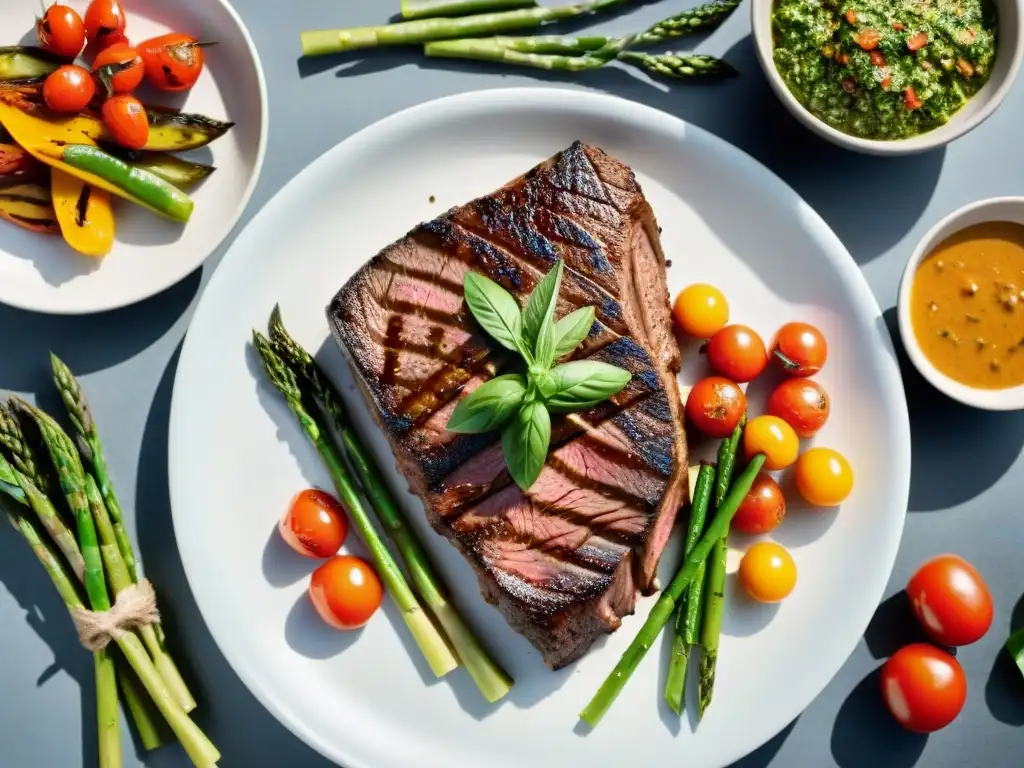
[51,169,114,258]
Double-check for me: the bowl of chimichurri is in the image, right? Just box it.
[752,0,1024,153]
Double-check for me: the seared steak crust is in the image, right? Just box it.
[328,142,688,668]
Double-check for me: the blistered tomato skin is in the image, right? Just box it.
[732,472,787,534]
[767,378,830,438]
[906,555,993,646]
[880,644,966,733]
[279,489,349,559]
[685,376,747,438]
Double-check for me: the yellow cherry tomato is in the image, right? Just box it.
[673,283,729,338]
[795,447,854,506]
[743,415,799,470]
[739,541,797,603]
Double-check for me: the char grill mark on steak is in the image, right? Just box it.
[327,141,687,668]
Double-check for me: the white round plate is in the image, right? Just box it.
[0,0,267,315]
[170,88,910,768]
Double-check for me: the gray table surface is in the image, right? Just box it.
[3,1,1024,766]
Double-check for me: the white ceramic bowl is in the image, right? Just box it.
[898,197,1024,409]
[751,0,1024,155]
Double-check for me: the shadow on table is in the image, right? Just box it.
[881,308,1024,512]
[0,268,202,394]
[0,503,100,767]
[985,592,1024,726]
[134,343,334,767]
[297,33,945,265]
[728,718,798,767]
[831,667,928,768]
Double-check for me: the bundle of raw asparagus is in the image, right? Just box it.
[301,0,742,81]
[253,308,513,703]
[0,356,218,767]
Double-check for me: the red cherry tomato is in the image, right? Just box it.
[138,33,211,92]
[279,489,349,559]
[685,376,747,438]
[906,555,993,646]
[771,322,828,377]
[766,378,831,438]
[43,65,96,113]
[880,644,966,733]
[96,32,131,51]
[309,555,383,630]
[92,42,144,94]
[732,472,786,534]
[101,94,149,150]
[706,325,768,382]
[84,0,126,49]
[36,4,86,59]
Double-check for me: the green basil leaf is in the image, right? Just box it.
[522,260,563,352]
[544,360,632,413]
[501,400,551,491]
[463,272,528,358]
[531,368,558,401]
[552,306,595,359]
[446,374,527,434]
[530,261,563,370]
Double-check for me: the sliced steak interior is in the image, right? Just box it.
[328,141,688,669]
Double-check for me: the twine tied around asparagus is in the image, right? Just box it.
[71,579,160,652]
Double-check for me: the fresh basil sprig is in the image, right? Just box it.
[447,260,631,491]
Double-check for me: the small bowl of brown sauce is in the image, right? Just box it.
[899,197,1024,409]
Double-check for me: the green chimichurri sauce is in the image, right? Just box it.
[772,0,998,139]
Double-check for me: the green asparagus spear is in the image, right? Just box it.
[424,39,736,79]
[402,0,537,20]
[698,418,745,718]
[0,400,49,491]
[0,426,86,581]
[636,0,742,43]
[664,462,713,714]
[485,0,742,55]
[579,453,766,728]
[50,354,197,713]
[617,51,738,79]
[253,331,459,678]
[20,404,219,766]
[301,0,629,55]
[267,307,511,701]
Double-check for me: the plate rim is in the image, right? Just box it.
[0,0,270,316]
[168,86,911,768]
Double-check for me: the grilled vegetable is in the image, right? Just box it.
[0,101,193,221]
[0,47,64,84]
[98,144,215,189]
[0,91,233,152]
[51,170,114,257]
[0,143,46,184]
[59,145,193,223]
[0,182,59,234]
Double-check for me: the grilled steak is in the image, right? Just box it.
[328,141,688,669]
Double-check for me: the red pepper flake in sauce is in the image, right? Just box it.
[904,87,924,110]
[837,51,850,65]
[881,73,892,89]
[869,50,887,67]
[907,32,928,51]
[892,22,905,31]
[854,29,881,50]
[845,9,857,23]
